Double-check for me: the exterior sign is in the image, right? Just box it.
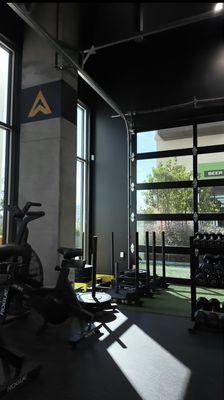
[198,162,224,179]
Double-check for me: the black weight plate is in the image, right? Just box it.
[77,292,112,304]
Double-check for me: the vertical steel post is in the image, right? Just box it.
[135,231,139,292]
[92,236,97,298]
[111,232,115,275]
[145,231,150,290]
[162,231,166,284]
[152,231,156,287]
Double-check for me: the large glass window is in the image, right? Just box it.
[137,188,193,214]
[137,221,194,247]
[133,119,224,282]
[75,104,89,250]
[137,156,193,183]
[137,125,193,153]
[197,121,224,147]
[0,41,13,244]
[139,251,190,279]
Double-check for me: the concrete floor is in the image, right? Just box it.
[2,308,224,400]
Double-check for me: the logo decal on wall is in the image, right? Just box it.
[28,90,52,118]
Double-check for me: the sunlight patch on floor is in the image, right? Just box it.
[97,310,128,341]
[107,324,191,400]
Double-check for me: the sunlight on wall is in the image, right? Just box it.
[107,324,191,400]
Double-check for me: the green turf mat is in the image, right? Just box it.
[120,285,224,318]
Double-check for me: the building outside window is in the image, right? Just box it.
[0,40,13,244]
[75,103,89,253]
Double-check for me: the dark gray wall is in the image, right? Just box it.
[80,12,224,273]
[87,97,128,273]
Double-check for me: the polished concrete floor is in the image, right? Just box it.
[2,308,224,400]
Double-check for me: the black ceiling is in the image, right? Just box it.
[79,2,215,50]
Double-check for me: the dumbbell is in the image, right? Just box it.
[219,314,224,328]
[195,297,209,324]
[195,272,208,286]
[200,232,210,248]
[208,232,218,248]
[213,257,224,278]
[209,298,220,311]
[219,277,224,288]
[215,233,224,249]
[193,232,203,247]
[207,298,220,327]
[208,272,219,288]
[201,254,214,274]
[196,297,210,310]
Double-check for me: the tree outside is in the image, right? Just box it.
[139,157,222,247]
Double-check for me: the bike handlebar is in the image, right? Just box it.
[26,211,45,218]
[7,202,43,218]
[22,202,42,213]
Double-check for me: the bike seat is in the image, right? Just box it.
[57,247,83,259]
[0,244,31,262]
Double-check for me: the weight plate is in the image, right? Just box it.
[77,292,112,304]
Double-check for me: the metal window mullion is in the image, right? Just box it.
[130,131,137,266]
[6,50,13,126]
[139,245,190,255]
[137,213,194,221]
[198,179,224,187]
[136,147,192,160]
[0,121,12,130]
[2,130,10,244]
[198,213,224,221]
[193,123,198,234]
[197,144,224,154]
[85,107,90,260]
[136,180,193,190]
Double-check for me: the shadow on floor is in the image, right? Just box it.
[2,299,224,400]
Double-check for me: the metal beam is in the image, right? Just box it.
[7,2,125,119]
[111,96,224,119]
[82,7,224,55]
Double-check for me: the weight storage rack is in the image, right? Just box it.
[189,235,224,333]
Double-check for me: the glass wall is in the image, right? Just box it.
[75,104,89,250]
[132,120,224,281]
[0,42,13,244]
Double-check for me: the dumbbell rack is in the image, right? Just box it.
[189,236,224,332]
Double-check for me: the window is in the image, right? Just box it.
[131,120,224,282]
[75,103,89,251]
[0,41,13,244]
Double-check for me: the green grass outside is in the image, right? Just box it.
[120,284,224,318]
[140,263,190,279]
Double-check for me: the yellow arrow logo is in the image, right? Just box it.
[28,90,52,118]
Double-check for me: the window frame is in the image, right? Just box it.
[131,116,224,284]
[0,37,15,244]
[75,100,90,258]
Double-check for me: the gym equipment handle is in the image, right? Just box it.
[26,211,45,218]
[23,202,42,213]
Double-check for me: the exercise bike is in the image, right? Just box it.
[0,243,41,396]
[6,202,44,288]
[8,248,106,346]
[5,203,116,344]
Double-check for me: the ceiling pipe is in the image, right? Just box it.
[7,2,125,119]
[82,7,224,55]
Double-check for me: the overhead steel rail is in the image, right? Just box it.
[7,3,125,120]
[111,96,224,119]
[82,8,224,56]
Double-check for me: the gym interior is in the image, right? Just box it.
[0,2,224,400]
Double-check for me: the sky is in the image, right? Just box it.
[137,131,157,183]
